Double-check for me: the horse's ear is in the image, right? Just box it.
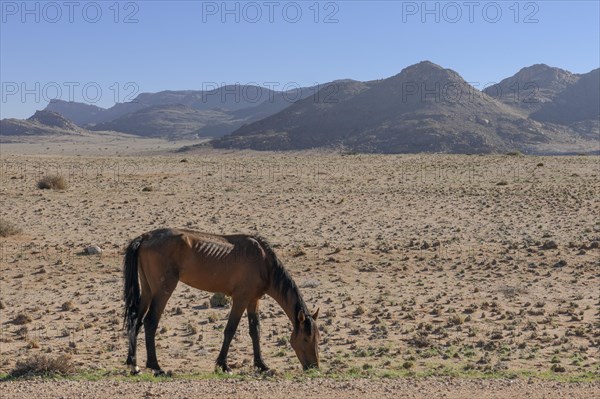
[297,310,306,324]
[312,308,320,320]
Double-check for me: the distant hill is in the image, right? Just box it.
[6,62,599,153]
[484,64,579,114]
[213,61,589,154]
[1,110,83,137]
[44,100,110,126]
[45,85,315,138]
[531,69,600,126]
[44,100,145,127]
[483,66,599,142]
[88,104,232,139]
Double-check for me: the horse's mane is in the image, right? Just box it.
[253,235,310,330]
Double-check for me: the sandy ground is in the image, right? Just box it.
[2,378,600,399]
[0,134,204,156]
[0,142,598,397]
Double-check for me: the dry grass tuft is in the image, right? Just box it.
[0,219,22,237]
[37,175,68,190]
[209,292,231,308]
[10,354,75,378]
[207,312,219,323]
[12,312,32,325]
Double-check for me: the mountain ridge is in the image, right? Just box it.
[212,61,596,154]
[4,61,598,154]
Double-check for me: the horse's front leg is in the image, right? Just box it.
[247,299,270,371]
[215,299,246,373]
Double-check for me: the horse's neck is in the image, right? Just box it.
[267,283,303,327]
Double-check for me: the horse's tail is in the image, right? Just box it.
[123,235,144,334]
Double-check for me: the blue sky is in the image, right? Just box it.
[1,0,599,118]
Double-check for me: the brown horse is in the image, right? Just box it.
[123,228,320,375]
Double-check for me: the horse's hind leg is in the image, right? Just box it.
[216,299,247,373]
[126,268,152,375]
[144,278,177,375]
[126,298,149,374]
[247,299,269,371]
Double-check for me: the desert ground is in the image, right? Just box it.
[0,140,598,398]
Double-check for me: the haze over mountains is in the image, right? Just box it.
[44,85,315,139]
[1,110,84,138]
[2,61,598,154]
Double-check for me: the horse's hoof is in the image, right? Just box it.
[216,364,232,374]
[264,369,278,377]
[153,369,170,377]
[130,366,141,376]
[255,364,271,373]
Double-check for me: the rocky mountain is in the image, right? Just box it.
[131,86,281,112]
[482,65,599,141]
[44,85,315,138]
[213,61,587,154]
[44,100,110,126]
[531,68,600,127]
[484,64,580,114]
[87,104,232,139]
[1,110,83,137]
[6,62,598,153]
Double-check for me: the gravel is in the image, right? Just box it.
[1,378,598,399]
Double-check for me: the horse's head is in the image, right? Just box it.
[290,308,320,370]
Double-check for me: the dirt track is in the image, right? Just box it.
[2,378,600,399]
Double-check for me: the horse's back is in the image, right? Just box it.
[137,228,268,296]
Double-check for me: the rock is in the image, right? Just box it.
[553,260,567,268]
[541,240,558,250]
[85,245,102,255]
[476,117,490,126]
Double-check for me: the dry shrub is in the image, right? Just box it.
[448,314,465,326]
[409,331,433,348]
[498,285,527,299]
[0,219,21,237]
[209,292,231,308]
[10,354,75,378]
[15,326,29,337]
[207,312,219,323]
[26,339,40,349]
[12,312,32,325]
[61,301,74,311]
[37,175,68,190]
[300,279,320,288]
